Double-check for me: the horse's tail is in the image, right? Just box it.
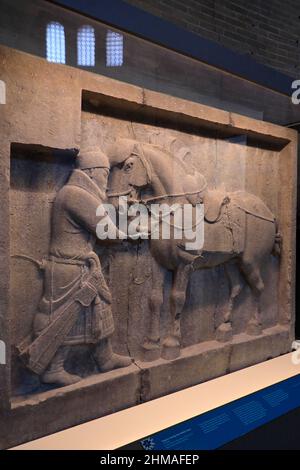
[272,219,281,258]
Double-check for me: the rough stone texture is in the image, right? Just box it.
[0,45,297,449]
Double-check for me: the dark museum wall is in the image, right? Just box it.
[125,0,300,77]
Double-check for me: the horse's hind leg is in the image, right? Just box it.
[162,263,192,361]
[216,262,243,342]
[241,259,264,335]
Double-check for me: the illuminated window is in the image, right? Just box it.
[46,22,66,64]
[77,25,95,66]
[106,31,123,67]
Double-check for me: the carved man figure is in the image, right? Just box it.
[30,148,132,386]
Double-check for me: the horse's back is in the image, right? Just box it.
[229,191,275,223]
[203,190,276,259]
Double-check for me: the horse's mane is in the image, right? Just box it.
[143,142,192,178]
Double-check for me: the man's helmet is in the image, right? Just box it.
[77,147,110,170]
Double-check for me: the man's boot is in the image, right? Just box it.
[94,338,132,373]
[41,346,81,386]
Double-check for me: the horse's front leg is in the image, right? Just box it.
[162,263,192,360]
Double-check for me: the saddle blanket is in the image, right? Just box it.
[203,203,245,254]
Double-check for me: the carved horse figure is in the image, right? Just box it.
[108,138,281,360]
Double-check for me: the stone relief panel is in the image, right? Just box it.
[9,110,282,398]
[1,45,295,450]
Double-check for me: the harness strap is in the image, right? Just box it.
[107,188,132,198]
[232,203,275,223]
[142,185,207,204]
[48,256,86,266]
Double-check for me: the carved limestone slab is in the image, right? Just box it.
[0,45,297,449]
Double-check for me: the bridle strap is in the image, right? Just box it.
[107,188,133,198]
[141,183,207,204]
[107,146,208,204]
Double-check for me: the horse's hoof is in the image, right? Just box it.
[161,337,181,360]
[246,319,263,336]
[216,322,233,342]
[142,338,161,362]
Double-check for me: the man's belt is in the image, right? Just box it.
[48,255,86,266]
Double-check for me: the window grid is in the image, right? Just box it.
[77,25,95,67]
[46,22,66,64]
[106,31,124,67]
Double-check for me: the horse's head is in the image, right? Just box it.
[107,137,208,209]
[107,138,151,206]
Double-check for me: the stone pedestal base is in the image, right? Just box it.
[1,325,290,449]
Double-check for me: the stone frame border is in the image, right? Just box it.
[0,45,297,448]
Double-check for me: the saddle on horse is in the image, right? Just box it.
[203,190,230,223]
[183,172,229,222]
